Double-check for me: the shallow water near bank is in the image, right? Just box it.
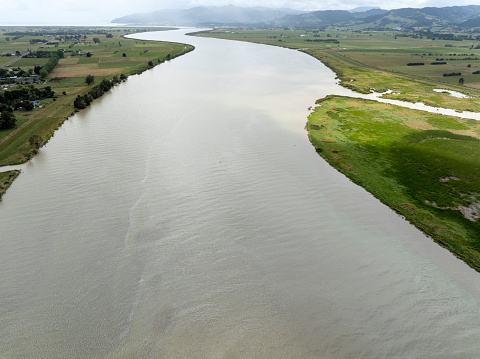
[1,28,480,358]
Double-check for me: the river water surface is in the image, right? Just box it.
[1,28,480,358]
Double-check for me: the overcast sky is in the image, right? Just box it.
[2,0,480,25]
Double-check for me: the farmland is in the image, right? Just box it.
[0,26,194,197]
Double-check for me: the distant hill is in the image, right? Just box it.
[348,6,384,14]
[111,5,304,26]
[277,10,354,28]
[276,5,480,29]
[112,4,480,30]
[459,16,480,28]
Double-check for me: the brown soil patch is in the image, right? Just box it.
[367,102,391,110]
[59,58,78,65]
[346,99,363,107]
[448,129,480,138]
[395,109,427,118]
[399,203,417,215]
[328,146,346,153]
[339,163,354,171]
[322,138,336,143]
[100,57,143,63]
[404,120,438,130]
[50,67,121,77]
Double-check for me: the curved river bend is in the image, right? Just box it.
[1,29,480,358]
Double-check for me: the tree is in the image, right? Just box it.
[459,77,465,85]
[148,61,154,67]
[39,54,60,80]
[0,111,16,130]
[74,95,87,109]
[122,53,126,57]
[85,74,95,85]
[15,100,34,111]
[106,33,113,38]
[29,135,43,149]
[99,79,112,92]
[93,38,100,44]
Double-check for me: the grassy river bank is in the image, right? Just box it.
[0,27,194,199]
[195,28,480,271]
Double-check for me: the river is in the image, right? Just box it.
[1,28,480,358]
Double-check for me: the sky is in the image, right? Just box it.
[2,0,480,25]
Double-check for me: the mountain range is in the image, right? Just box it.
[112,5,304,26]
[111,4,480,30]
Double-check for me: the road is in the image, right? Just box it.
[0,41,51,69]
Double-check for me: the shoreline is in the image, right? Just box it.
[307,95,480,272]
[0,29,194,200]
[0,170,20,201]
[193,29,480,271]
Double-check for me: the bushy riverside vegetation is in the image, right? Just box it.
[0,170,20,199]
[197,28,480,270]
[307,96,480,270]
[0,26,194,199]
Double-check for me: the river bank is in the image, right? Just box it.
[194,29,480,271]
[194,29,480,112]
[307,95,480,271]
[2,27,480,358]
[0,27,194,200]
[0,170,20,199]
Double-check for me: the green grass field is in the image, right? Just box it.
[307,95,480,270]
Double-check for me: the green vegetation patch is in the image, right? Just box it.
[98,61,139,69]
[307,95,480,270]
[14,58,49,66]
[0,170,20,201]
[77,56,100,64]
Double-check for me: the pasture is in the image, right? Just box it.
[307,95,480,271]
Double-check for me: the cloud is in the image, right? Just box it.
[3,0,480,24]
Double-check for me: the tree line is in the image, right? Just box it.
[38,50,64,79]
[25,49,64,59]
[0,85,55,106]
[73,76,125,109]
[0,85,56,130]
